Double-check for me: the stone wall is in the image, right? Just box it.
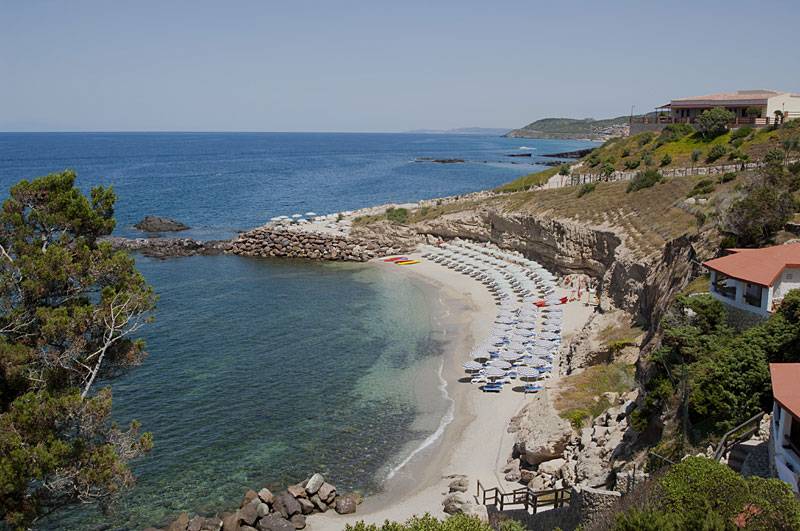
[229,227,404,262]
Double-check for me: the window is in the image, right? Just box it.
[789,417,800,456]
[787,272,794,281]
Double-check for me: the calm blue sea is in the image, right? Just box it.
[0,133,595,529]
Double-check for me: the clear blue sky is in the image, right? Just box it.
[2,0,798,132]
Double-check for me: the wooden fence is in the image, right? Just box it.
[476,479,571,515]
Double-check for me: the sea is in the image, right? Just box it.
[0,132,595,529]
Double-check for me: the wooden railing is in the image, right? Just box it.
[713,412,764,461]
[476,479,571,514]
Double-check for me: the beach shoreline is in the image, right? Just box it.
[310,252,533,529]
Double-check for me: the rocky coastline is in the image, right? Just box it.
[151,473,359,531]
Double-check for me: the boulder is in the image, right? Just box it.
[334,494,358,515]
[201,516,223,531]
[442,491,470,515]
[527,474,552,491]
[310,494,328,512]
[575,453,612,488]
[297,498,314,515]
[511,400,574,466]
[317,482,336,504]
[240,499,261,526]
[305,473,325,495]
[273,493,302,519]
[289,514,307,530]
[257,503,271,518]
[538,458,567,478]
[241,490,260,508]
[134,216,189,232]
[168,512,190,531]
[257,514,295,531]
[448,477,469,493]
[462,503,489,523]
[221,511,241,531]
[287,484,307,499]
[258,488,274,506]
[187,515,205,531]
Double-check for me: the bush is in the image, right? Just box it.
[563,408,591,430]
[600,162,615,178]
[623,159,640,170]
[656,123,695,144]
[687,179,714,197]
[764,147,785,167]
[695,107,735,138]
[691,149,702,165]
[621,148,631,157]
[626,169,663,193]
[660,153,672,167]
[558,164,570,176]
[385,207,409,224]
[637,132,655,146]
[789,161,800,176]
[345,514,505,531]
[725,183,795,247]
[730,126,753,141]
[642,152,655,166]
[577,182,596,197]
[705,144,727,162]
[718,172,736,183]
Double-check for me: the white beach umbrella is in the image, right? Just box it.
[533,339,554,347]
[540,332,560,340]
[291,214,302,218]
[463,361,483,371]
[305,212,317,217]
[517,366,540,379]
[501,351,522,361]
[527,357,547,368]
[269,216,282,222]
[484,366,507,379]
[487,360,512,369]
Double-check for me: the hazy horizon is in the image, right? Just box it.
[2,0,799,132]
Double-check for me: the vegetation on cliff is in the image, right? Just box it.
[609,457,800,530]
[346,514,525,531]
[500,119,800,193]
[0,171,156,528]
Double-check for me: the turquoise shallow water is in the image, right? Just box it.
[57,256,441,529]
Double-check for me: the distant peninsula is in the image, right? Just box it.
[504,116,631,140]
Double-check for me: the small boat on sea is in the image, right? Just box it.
[383,256,409,262]
[396,260,420,265]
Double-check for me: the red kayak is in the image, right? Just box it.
[383,256,409,262]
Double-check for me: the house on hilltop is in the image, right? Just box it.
[703,243,800,316]
[769,363,800,493]
[631,89,800,133]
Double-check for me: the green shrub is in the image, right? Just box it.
[624,159,640,170]
[730,137,744,148]
[730,126,753,141]
[385,207,409,224]
[587,153,601,167]
[626,169,663,192]
[764,147,785,166]
[660,153,672,167]
[725,183,795,247]
[562,408,590,430]
[577,182,596,197]
[789,161,800,176]
[642,152,654,166]
[718,172,736,183]
[705,144,727,162]
[345,514,498,531]
[600,162,615,178]
[558,164,570,176]
[622,148,631,157]
[656,123,695,144]
[695,107,735,138]
[637,132,655,146]
[691,149,702,166]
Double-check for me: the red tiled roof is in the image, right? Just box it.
[703,244,800,286]
[770,363,800,418]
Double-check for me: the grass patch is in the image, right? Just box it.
[687,179,715,197]
[680,275,710,296]
[577,182,596,197]
[626,169,663,193]
[555,362,636,429]
[496,166,559,193]
[385,207,409,224]
[597,322,643,348]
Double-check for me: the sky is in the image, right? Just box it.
[1,0,799,132]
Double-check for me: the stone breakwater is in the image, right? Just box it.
[151,473,360,531]
[228,226,405,262]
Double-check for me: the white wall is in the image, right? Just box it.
[767,94,800,118]
[772,402,800,493]
[773,268,800,303]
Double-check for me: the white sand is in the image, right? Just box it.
[309,251,594,530]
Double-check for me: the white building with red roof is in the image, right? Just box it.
[668,89,800,123]
[703,243,800,316]
[770,363,800,493]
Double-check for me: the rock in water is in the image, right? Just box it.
[134,215,189,232]
[334,494,357,515]
[317,482,336,504]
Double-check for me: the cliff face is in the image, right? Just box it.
[412,209,698,329]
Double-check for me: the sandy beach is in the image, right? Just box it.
[310,250,594,530]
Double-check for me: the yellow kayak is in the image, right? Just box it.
[396,260,420,265]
